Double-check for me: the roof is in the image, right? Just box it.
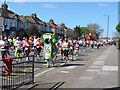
[0,5,18,18]
[26,16,44,25]
[18,16,24,20]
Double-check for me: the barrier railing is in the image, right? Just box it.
[1,55,34,90]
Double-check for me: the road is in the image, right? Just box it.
[18,45,118,89]
[0,45,118,89]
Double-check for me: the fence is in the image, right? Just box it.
[1,55,35,90]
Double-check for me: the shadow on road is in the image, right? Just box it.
[103,87,120,90]
[60,63,85,67]
[24,81,65,89]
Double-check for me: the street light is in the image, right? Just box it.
[104,15,109,38]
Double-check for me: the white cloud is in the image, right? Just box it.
[98,3,108,7]
[42,3,56,8]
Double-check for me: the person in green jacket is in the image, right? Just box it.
[8,36,13,47]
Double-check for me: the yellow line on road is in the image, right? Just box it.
[35,62,66,77]
[35,68,55,77]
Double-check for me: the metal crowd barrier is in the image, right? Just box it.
[1,55,35,90]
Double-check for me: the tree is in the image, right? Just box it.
[27,24,41,37]
[80,27,89,35]
[87,23,104,38]
[73,25,81,38]
[112,31,119,38]
[116,22,120,33]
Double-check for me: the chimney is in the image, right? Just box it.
[1,4,8,10]
[49,19,54,23]
[61,23,65,27]
[32,13,37,18]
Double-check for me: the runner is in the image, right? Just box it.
[13,37,16,50]
[0,36,7,58]
[83,39,86,51]
[75,42,79,56]
[97,40,100,49]
[69,41,74,60]
[4,37,11,56]
[8,36,13,48]
[14,37,22,62]
[62,38,70,62]
[90,40,94,49]
[34,38,41,61]
[22,37,26,54]
[58,39,64,60]
[79,39,83,51]
[33,35,37,55]
[23,37,30,61]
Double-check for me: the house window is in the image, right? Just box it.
[5,19,8,25]
[10,22,12,27]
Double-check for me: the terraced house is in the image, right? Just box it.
[0,4,73,39]
[0,4,19,37]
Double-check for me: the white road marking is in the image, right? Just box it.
[90,66,103,68]
[102,66,118,71]
[93,61,104,65]
[65,66,77,69]
[79,76,93,80]
[60,71,69,73]
[86,69,100,72]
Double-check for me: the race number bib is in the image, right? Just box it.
[25,47,28,50]
[1,45,5,48]
[37,46,40,48]
[70,47,73,49]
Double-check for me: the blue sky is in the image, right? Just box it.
[0,2,118,38]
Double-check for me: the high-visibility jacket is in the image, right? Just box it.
[63,42,69,50]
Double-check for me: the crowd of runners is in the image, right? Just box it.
[0,35,116,66]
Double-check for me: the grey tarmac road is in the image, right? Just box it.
[17,45,115,89]
[0,45,99,88]
[68,45,118,89]
[1,45,117,89]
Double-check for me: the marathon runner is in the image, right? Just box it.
[14,37,22,62]
[58,39,64,60]
[23,37,30,61]
[75,42,79,56]
[34,38,41,61]
[69,41,74,60]
[0,36,7,58]
[62,38,70,62]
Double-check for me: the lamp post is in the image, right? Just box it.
[104,15,109,38]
